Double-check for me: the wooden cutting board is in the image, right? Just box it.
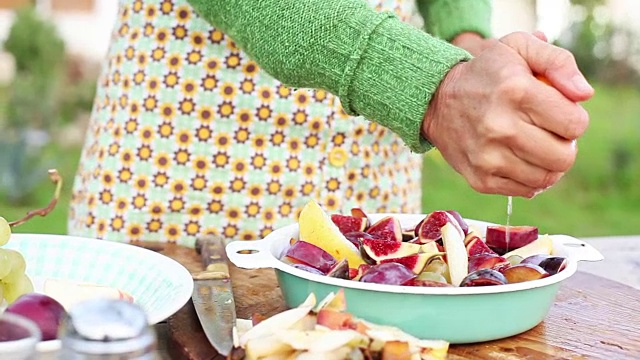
[154,243,640,360]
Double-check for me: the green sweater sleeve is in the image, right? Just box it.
[416,0,493,41]
[186,0,472,153]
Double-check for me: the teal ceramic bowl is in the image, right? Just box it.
[226,214,603,344]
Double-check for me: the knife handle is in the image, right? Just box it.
[195,235,231,280]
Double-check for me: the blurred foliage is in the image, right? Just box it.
[557,0,640,85]
[1,7,66,204]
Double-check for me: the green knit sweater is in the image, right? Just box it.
[186,0,492,153]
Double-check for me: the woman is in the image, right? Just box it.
[68,0,592,247]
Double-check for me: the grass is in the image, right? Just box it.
[1,83,639,238]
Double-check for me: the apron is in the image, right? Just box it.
[68,0,425,248]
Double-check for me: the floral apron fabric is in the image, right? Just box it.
[68,0,425,248]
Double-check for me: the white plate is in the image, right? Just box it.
[4,233,194,357]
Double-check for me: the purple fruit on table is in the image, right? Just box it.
[445,210,469,235]
[366,216,403,242]
[360,263,417,285]
[460,269,508,287]
[343,231,374,249]
[291,263,325,275]
[468,253,510,273]
[326,259,350,280]
[284,240,337,273]
[360,239,421,263]
[485,225,539,255]
[465,236,497,257]
[501,263,549,283]
[330,214,368,235]
[6,293,67,341]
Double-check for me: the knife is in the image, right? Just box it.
[192,235,236,356]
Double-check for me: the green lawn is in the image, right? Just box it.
[1,83,639,238]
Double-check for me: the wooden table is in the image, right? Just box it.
[151,243,640,360]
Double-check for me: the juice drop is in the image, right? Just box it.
[506,196,512,252]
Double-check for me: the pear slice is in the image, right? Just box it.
[441,222,468,286]
[503,234,553,259]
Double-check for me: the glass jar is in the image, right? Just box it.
[58,299,158,360]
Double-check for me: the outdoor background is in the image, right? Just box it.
[0,0,638,238]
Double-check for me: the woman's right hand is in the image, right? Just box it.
[421,32,594,198]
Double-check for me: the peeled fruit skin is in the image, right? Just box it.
[485,225,539,254]
[343,231,373,249]
[330,214,368,235]
[366,216,403,242]
[360,263,417,285]
[468,253,510,273]
[284,240,337,274]
[501,263,549,283]
[298,200,365,268]
[6,293,67,341]
[361,239,421,263]
[460,269,508,287]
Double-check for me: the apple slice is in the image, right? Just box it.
[503,234,553,259]
[441,222,468,286]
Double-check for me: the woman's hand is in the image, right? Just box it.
[422,32,594,198]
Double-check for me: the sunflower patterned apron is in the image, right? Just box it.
[68,0,425,248]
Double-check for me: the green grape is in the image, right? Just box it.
[3,249,26,284]
[3,274,33,304]
[423,258,451,284]
[416,271,448,284]
[0,248,14,278]
[0,216,10,246]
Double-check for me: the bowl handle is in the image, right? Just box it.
[555,235,604,262]
[226,239,276,269]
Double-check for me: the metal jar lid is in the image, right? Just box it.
[59,299,156,358]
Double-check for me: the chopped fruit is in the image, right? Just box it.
[485,225,539,254]
[352,264,372,281]
[404,279,453,287]
[284,240,337,273]
[441,222,468,286]
[460,269,508,287]
[422,258,451,284]
[343,231,373,249]
[416,271,449,284]
[331,214,368,234]
[316,308,353,330]
[361,239,421,263]
[320,288,347,312]
[415,211,450,244]
[468,253,510,273]
[445,210,469,235]
[348,268,358,279]
[291,263,325,275]
[465,235,497,257]
[521,255,567,275]
[402,228,417,242]
[360,263,417,285]
[501,263,549,283]
[380,253,442,274]
[503,235,553,259]
[298,200,365,268]
[326,259,350,279]
[382,341,412,360]
[350,207,369,220]
[420,241,439,254]
[366,216,403,242]
[506,255,524,266]
[6,293,66,341]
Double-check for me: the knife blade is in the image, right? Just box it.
[192,235,236,356]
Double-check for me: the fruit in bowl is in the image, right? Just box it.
[279,200,566,288]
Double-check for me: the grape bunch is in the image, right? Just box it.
[0,216,34,304]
